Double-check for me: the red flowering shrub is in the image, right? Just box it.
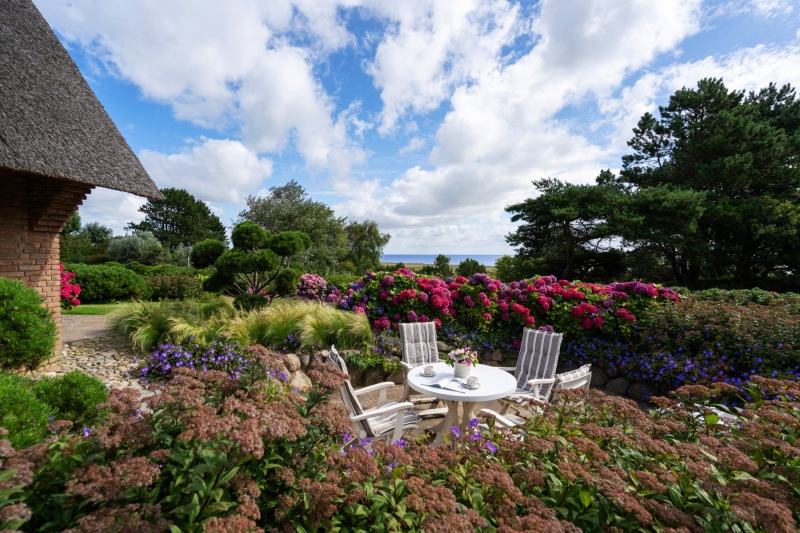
[312,269,679,356]
[59,264,80,309]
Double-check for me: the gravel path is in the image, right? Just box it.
[33,315,147,394]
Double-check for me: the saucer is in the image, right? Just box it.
[422,371,436,377]
[462,382,480,389]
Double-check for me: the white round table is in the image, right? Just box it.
[407,362,517,443]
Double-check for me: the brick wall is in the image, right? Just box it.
[0,170,92,355]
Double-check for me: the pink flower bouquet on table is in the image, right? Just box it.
[445,347,479,367]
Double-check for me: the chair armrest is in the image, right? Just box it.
[353,381,396,405]
[400,362,414,372]
[353,401,418,443]
[526,377,556,387]
[353,381,396,395]
[479,408,524,429]
[498,366,515,373]
[350,401,415,421]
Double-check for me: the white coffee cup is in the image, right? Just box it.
[423,365,434,376]
[466,376,480,388]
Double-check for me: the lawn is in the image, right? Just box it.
[62,303,125,315]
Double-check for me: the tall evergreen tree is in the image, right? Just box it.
[619,78,800,287]
[127,188,226,250]
[505,175,623,280]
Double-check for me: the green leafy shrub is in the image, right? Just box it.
[190,238,227,268]
[31,371,108,430]
[0,373,51,449]
[341,348,401,375]
[124,261,147,275]
[142,264,195,276]
[145,274,203,300]
[633,291,800,390]
[324,273,360,292]
[65,263,151,303]
[0,277,56,370]
[233,291,272,311]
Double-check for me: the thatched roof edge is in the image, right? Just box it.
[0,0,162,199]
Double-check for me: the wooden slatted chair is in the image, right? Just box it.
[481,363,592,429]
[328,345,421,446]
[498,328,564,413]
[399,322,448,418]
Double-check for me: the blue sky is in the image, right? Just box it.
[35,0,800,255]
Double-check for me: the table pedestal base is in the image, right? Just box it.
[429,400,478,444]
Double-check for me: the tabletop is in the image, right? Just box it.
[407,362,517,403]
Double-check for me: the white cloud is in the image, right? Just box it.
[366,0,703,212]
[36,0,800,254]
[364,0,521,133]
[78,189,147,235]
[399,137,426,155]
[139,139,273,204]
[237,46,366,176]
[40,0,272,126]
[38,0,366,170]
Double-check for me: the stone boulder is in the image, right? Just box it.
[283,353,302,372]
[627,381,655,403]
[289,370,313,392]
[590,367,610,388]
[605,377,630,395]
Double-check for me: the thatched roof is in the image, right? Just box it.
[0,0,161,199]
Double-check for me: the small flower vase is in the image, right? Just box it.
[454,362,471,378]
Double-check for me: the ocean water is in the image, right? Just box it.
[380,254,504,266]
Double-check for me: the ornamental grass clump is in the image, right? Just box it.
[110,297,235,351]
[226,299,372,351]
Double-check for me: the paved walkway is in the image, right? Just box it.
[34,315,145,392]
[62,314,113,343]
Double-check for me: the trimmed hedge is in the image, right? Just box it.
[0,373,51,449]
[0,277,56,370]
[64,263,150,303]
[145,274,203,301]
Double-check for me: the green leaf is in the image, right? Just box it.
[579,489,593,509]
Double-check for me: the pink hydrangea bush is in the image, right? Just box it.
[59,264,81,309]
[295,274,327,301]
[319,269,677,344]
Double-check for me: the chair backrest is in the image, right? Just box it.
[554,363,592,390]
[515,328,563,399]
[399,322,439,367]
[328,346,373,436]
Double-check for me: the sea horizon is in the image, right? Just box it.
[380,253,505,266]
